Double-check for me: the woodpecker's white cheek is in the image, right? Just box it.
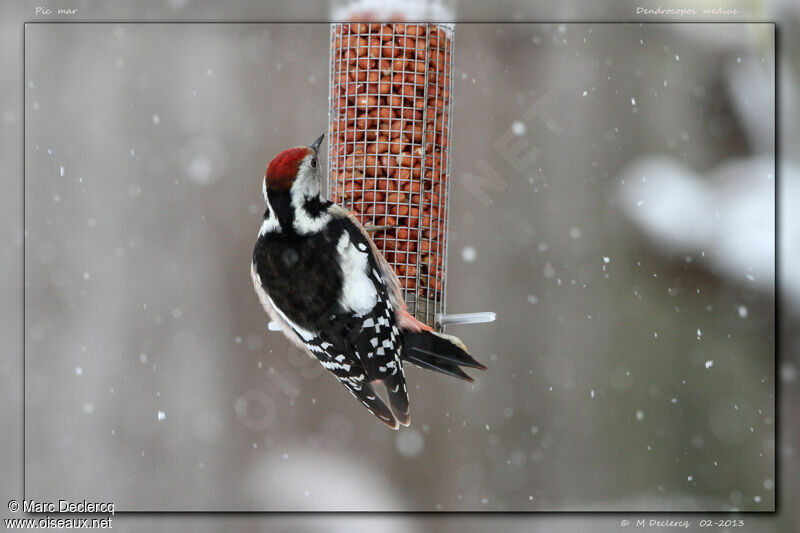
[293,157,320,198]
[336,231,377,316]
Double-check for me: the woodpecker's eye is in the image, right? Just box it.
[310,157,317,168]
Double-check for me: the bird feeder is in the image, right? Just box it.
[326,12,494,330]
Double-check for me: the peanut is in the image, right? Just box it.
[328,23,453,302]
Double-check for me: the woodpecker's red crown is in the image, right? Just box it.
[265,147,312,192]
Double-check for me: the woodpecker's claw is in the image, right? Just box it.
[365,224,396,233]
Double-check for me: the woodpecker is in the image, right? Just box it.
[251,133,486,429]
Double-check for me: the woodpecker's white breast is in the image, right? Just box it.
[336,230,377,316]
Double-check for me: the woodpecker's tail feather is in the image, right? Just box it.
[340,380,398,429]
[401,330,487,382]
[383,370,411,427]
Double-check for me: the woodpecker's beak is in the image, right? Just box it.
[309,133,325,154]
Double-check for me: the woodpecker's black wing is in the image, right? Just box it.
[310,336,399,429]
[309,219,411,426]
[332,216,411,423]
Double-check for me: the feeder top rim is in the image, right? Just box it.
[331,0,455,23]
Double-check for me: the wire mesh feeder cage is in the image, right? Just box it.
[326,19,494,331]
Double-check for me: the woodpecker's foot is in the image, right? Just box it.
[341,198,362,218]
[364,224,396,233]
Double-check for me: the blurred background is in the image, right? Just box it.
[22,21,775,512]
[2,0,797,531]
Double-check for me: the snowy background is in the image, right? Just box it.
[21,21,776,514]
